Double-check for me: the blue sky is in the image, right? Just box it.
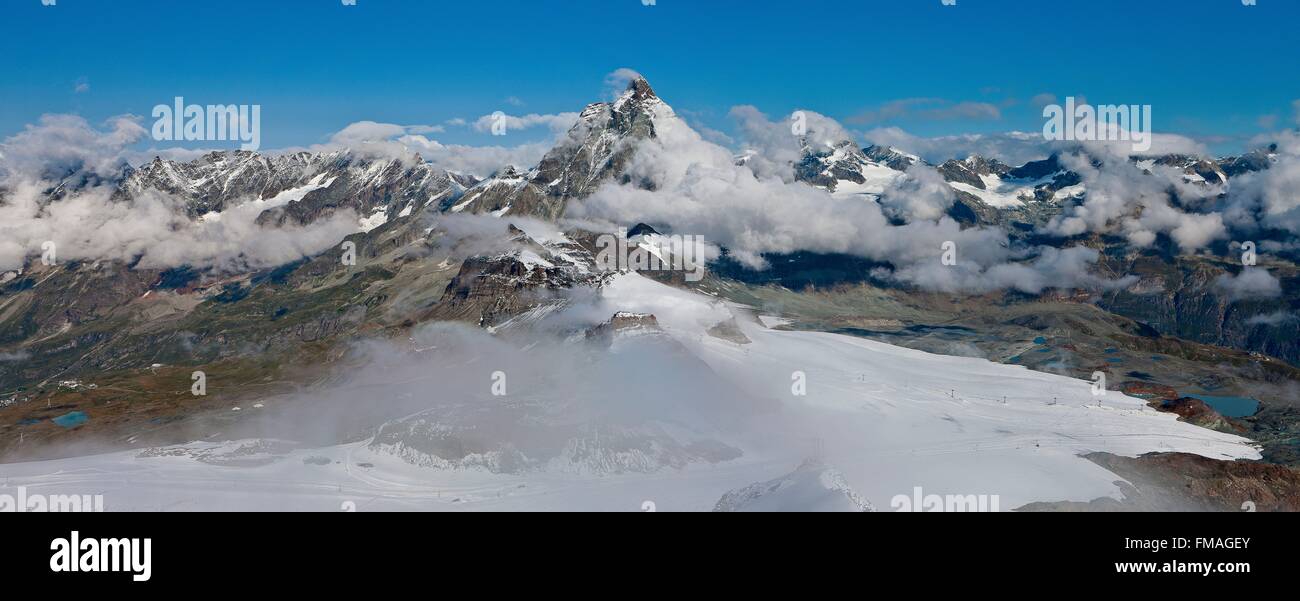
[2,0,1297,155]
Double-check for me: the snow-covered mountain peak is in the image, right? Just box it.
[452,77,675,219]
[623,76,657,100]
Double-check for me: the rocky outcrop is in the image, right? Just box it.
[795,140,873,191]
[1155,397,1245,434]
[936,156,1010,189]
[1017,452,1300,511]
[585,312,663,346]
[1120,381,1180,400]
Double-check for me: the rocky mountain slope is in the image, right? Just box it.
[449,77,664,219]
[115,149,477,228]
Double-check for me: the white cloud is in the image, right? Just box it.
[276,120,560,178]
[894,245,1136,295]
[0,114,146,179]
[603,68,645,100]
[864,126,1207,165]
[1045,150,1226,251]
[879,163,954,222]
[729,105,856,181]
[863,127,1051,165]
[470,112,580,136]
[567,101,1124,294]
[395,134,554,178]
[1214,268,1283,302]
[1224,131,1300,236]
[330,121,408,145]
[0,177,358,274]
[0,350,31,362]
[1246,311,1297,326]
[0,114,359,273]
[406,124,445,135]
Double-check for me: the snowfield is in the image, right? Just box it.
[0,273,1259,511]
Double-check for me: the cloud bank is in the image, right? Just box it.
[0,115,358,273]
[568,103,1128,294]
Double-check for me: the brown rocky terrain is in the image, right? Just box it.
[1018,452,1300,512]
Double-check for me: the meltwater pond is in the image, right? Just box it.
[1188,395,1260,418]
[52,411,89,428]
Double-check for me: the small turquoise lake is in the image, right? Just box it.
[52,411,89,428]
[1188,395,1259,418]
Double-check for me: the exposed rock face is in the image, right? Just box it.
[116,151,315,214]
[1156,397,1245,434]
[0,262,156,345]
[1217,144,1276,177]
[862,144,917,171]
[706,317,751,345]
[585,312,662,345]
[451,78,666,219]
[936,156,1011,189]
[256,156,468,228]
[116,149,473,227]
[1007,154,1068,180]
[1098,256,1300,365]
[42,163,133,203]
[1017,452,1300,512]
[795,140,874,191]
[947,191,1002,226]
[430,255,578,326]
[1121,381,1180,400]
[426,227,604,327]
[790,144,1086,230]
[625,222,660,237]
[1148,154,1228,186]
